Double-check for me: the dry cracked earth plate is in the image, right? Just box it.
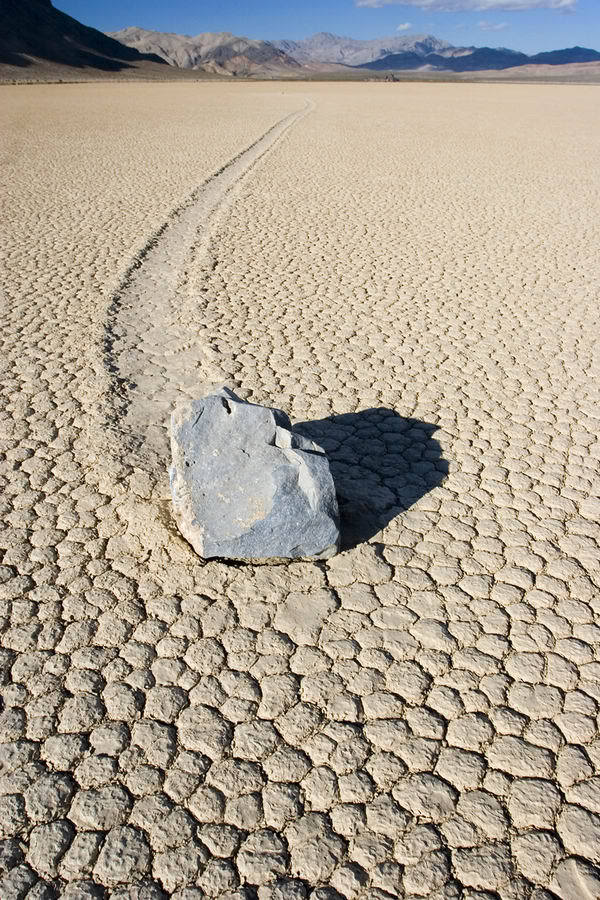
[1,82,600,900]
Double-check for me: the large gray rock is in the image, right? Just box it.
[169,387,339,560]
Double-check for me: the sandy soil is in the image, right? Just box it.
[3,60,600,86]
[1,81,600,899]
[0,58,214,84]
[457,61,600,84]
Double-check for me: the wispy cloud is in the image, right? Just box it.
[356,0,576,11]
[396,22,413,30]
[478,19,509,28]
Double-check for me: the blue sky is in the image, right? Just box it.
[60,0,600,55]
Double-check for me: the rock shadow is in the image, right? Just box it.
[294,408,448,550]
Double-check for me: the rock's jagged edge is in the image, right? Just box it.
[169,387,340,561]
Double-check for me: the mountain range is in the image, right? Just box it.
[359,44,600,72]
[111,27,600,75]
[272,32,454,67]
[1,0,599,80]
[107,27,300,77]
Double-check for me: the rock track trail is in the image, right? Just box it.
[104,100,315,471]
[1,82,600,900]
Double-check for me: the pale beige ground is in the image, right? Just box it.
[1,82,600,900]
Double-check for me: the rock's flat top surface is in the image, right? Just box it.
[1,81,600,899]
[170,387,339,559]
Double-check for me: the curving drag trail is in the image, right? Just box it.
[104,100,315,470]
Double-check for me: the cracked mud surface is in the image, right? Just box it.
[1,81,600,899]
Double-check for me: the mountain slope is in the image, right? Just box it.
[360,46,530,72]
[273,32,452,66]
[109,27,300,76]
[0,0,166,70]
[528,46,600,65]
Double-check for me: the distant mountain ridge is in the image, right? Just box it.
[528,46,600,65]
[272,31,453,66]
[107,27,300,76]
[275,32,600,72]
[360,46,530,72]
[361,43,600,72]
[111,27,600,75]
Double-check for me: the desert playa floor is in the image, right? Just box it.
[1,81,600,899]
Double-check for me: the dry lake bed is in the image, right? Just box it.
[1,81,600,899]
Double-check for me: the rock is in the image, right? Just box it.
[0,864,38,899]
[93,825,151,885]
[61,882,105,900]
[41,734,88,770]
[274,590,338,646]
[152,841,207,893]
[512,831,562,883]
[69,785,132,831]
[349,833,393,869]
[169,387,339,560]
[403,849,450,894]
[453,842,513,890]
[258,881,308,900]
[200,825,241,858]
[225,792,263,830]
[393,774,457,823]
[27,819,74,878]
[558,803,600,863]
[365,795,409,837]
[0,838,24,874]
[197,858,239,896]
[0,794,27,838]
[132,720,177,769]
[508,778,562,829]
[487,736,554,778]
[24,772,75,824]
[457,790,508,840]
[59,832,104,879]
[331,863,368,899]
[263,746,311,782]
[112,881,167,900]
[89,723,130,756]
[148,808,196,853]
[262,782,303,830]
[552,857,600,899]
[237,829,289,885]
[286,813,346,882]
[566,776,600,812]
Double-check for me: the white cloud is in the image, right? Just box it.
[356,0,576,11]
[396,22,413,30]
[478,19,509,28]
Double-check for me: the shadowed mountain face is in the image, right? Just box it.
[528,46,600,65]
[360,46,530,72]
[359,45,600,72]
[108,27,300,76]
[0,0,166,70]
